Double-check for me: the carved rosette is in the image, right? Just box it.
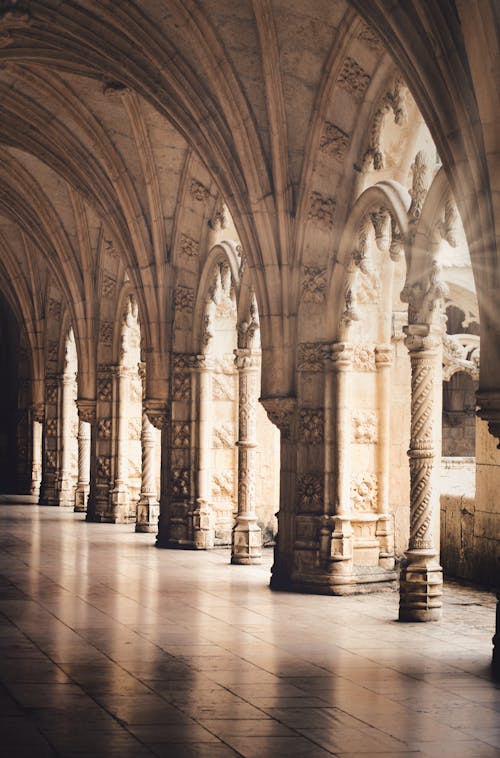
[96,455,111,483]
[172,422,190,448]
[297,473,323,514]
[171,468,190,499]
[46,418,57,437]
[297,342,330,372]
[180,234,200,258]
[260,397,297,440]
[97,418,111,439]
[174,286,195,314]
[299,408,325,444]
[97,377,112,401]
[352,344,376,371]
[352,411,377,444]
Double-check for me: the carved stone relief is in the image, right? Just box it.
[97,418,111,439]
[171,468,190,498]
[337,57,371,102]
[46,382,58,404]
[260,397,296,440]
[357,24,384,51]
[190,179,209,202]
[319,122,351,160]
[102,275,116,298]
[48,341,58,362]
[297,342,330,371]
[172,422,190,448]
[299,409,325,444]
[46,418,57,437]
[212,471,234,499]
[208,197,228,230]
[362,79,408,171]
[97,378,112,401]
[350,472,378,512]
[99,321,113,345]
[213,423,234,448]
[45,450,56,470]
[180,234,200,258]
[308,192,336,230]
[352,410,377,444]
[172,372,191,402]
[408,151,429,222]
[175,286,195,314]
[97,456,111,482]
[302,267,327,303]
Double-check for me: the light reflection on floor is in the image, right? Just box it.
[0,504,498,757]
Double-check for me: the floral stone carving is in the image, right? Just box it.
[350,472,378,512]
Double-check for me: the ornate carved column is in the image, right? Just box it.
[375,344,395,569]
[40,377,58,505]
[74,411,92,513]
[57,372,77,507]
[330,342,354,573]
[31,404,44,500]
[399,325,443,621]
[136,411,160,533]
[192,355,215,549]
[231,348,262,564]
[109,365,131,521]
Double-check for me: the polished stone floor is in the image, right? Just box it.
[0,505,498,758]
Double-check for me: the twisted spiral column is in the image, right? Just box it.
[399,326,443,621]
[58,373,77,507]
[136,411,160,532]
[231,349,262,564]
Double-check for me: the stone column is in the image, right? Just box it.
[136,411,160,532]
[231,348,262,564]
[74,415,91,512]
[399,325,443,621]
[110,365,131,521]
[31,404,44,500]
[375,345,395,569]
[192,356,215,549]
[493,591,499,679]
[58,373,77,507]
[330,342,354,573]
[77,399,96,517]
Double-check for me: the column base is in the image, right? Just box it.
[272,559,397,595]
[231,518,262,565]
[399,550,443,622]
[136,497,159,533]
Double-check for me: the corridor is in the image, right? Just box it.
[0,504,498,757]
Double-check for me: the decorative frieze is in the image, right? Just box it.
[352,344,376,371]
[352,410,377,444]
[297,473,323,513]
[190,179,209,202]
[299,408,324,444]
[172,422,190,448]
[319,122,351,160]
[302,267,327,303]
[308,192,336,230]
[297,342,330,372]
[99,321,114,345]
[97,418,111,439]
[350,472,378,511]
[174,285,194,314]
[179,234,200,258]
[337,57,371,102]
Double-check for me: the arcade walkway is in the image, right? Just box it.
[0,505,498,758]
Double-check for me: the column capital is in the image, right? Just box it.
[76,399,96,423]
[144,399,168,430]
[375,344,393,366]
[327,341,354,370]
[404,323,442,353]
[32,403,45,424]
[234,348,260,371]
[260,396,297,440]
